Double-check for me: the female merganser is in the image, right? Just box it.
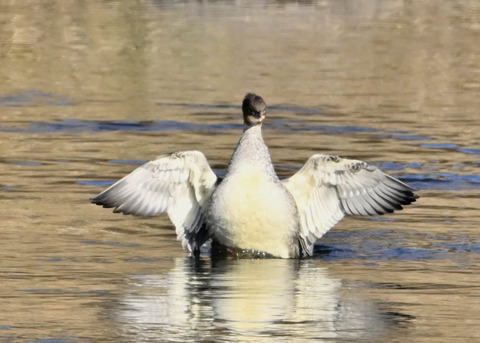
[91,93,418,258]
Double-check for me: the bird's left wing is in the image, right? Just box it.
[91,151,219,254]
[283,154,418,256]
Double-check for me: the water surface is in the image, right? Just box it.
[1,1,479,342]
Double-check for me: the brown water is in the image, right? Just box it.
[1,1,480,342]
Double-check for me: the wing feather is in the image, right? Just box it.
[91,151,218,253]
[283,154,418,256]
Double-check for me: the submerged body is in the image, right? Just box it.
[92,93,418,258]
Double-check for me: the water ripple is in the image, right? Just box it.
[0,119,240,134]
[159,101,324,115]
[316,230,480,262]
[0,89,72,107]
[400,173,480,190]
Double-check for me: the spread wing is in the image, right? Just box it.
[283,154,418,256]
[91,151,219,254]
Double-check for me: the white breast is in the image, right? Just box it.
[206,127,300,258]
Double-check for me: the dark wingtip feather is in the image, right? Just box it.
[90,193,104,204]
[372,181,418,215]
[395,189,419,208]
[90,192,117,209]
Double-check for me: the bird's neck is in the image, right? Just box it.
[228,124,275,176]
[243,122,262,132]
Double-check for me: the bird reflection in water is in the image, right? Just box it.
[117,257,410,342]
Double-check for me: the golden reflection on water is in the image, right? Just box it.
[0,1,479,342]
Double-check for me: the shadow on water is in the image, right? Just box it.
[115,257,413,342]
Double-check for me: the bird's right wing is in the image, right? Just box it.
[283,154,418,256]
[91,151,219,253]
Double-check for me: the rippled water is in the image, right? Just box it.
[1,1,480,342]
